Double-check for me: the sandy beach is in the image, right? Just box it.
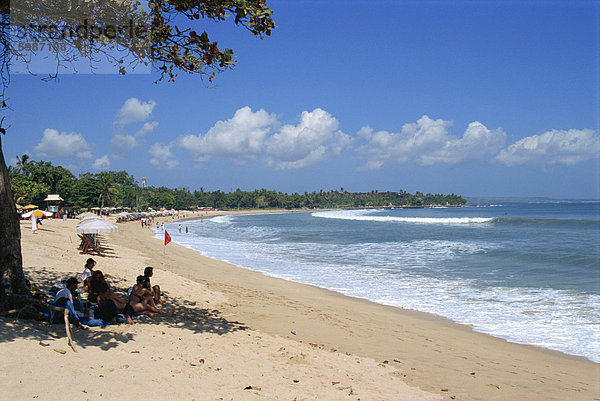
[1,213,598,401]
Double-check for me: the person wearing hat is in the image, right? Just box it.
[81,258,96,290]
[54,277,86,329]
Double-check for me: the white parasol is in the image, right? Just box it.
[76,218,119,234]
[22,209,53,218]
[79,214,104,222]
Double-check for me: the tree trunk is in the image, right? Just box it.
[0,136,29,303]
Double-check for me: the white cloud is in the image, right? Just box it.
[111,133,137,150]
[177,107,350,169]
[92,155,110,171]
[149,143,179,169]
[116,98,156,126]
[265,108,351,169]
[34,128,93,159]
[419,121,506,165]
[357,116,505,169]
[178,106,277,162]
[111,102,158,158]
[495,129,599,166]
[136,121,158,137]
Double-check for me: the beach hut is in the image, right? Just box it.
[44,194,64,217]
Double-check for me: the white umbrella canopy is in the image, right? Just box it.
[76,218,119,234]
[22,209,53,218]
[79,214,104,222]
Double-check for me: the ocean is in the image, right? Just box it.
[159,201,600,363]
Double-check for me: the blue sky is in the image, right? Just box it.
[4,0,600,199]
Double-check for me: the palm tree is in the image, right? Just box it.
[96,172,120,211]
[15,154,29,174]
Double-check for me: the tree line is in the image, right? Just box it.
[9,156,466,210]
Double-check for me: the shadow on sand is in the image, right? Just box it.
[0,266,246,349]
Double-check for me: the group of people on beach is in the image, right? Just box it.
[140,216,154,228]
[48,258,173,328]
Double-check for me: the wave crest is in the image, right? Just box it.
[312,211,493,224]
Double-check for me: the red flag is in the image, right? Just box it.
[164,229,171,246]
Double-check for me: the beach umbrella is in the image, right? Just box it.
[15,204,23,210]
[79,214,104,222]
[78,212,98,219]
[22,209,53,218]
[76,218,119,234]
[117,212,130,217]
[23,204,38,210]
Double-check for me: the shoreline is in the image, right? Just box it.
[153,222,598,364]
[157,214,596,365]
[162,210,596,364]
[2,216,598,401]
[146,213,599,400]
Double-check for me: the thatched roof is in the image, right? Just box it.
[44,194,64,202]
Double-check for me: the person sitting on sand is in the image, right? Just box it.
[88,270,128,312]
[54,277,86,329]
[143,266,162,305]
[127,276,172,317]
[96,282,134,325]
[81,258,96,290]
